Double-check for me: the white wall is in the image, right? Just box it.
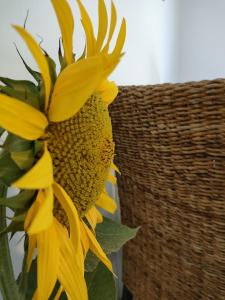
[178,0,225,82]
[0,0,176,86]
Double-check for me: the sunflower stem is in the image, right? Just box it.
[0,183,20,300]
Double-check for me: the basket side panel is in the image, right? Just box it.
[110,80,225,300]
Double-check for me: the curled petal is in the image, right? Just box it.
[96,192,117,214]
[13,145,53,189]
[82,221,113,272]
[24,187,54,234]
[86,206,103,230]
[0,94,48,140]
[53,183,80,251]
[98,80,118,105]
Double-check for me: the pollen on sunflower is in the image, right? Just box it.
[47,94,114,222]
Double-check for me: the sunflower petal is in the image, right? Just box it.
[0,94,48,140]
[53,183,80,251]
[55,220,88,300]
[96,0,108,51]
[98,80,118,105]
[35,221,59,300]
[111,162,121,174]
[54,285,63,300]
[86,206,103,230]
[51,0,74,65]
[82,221,113,272]
[96,192,117,214]
[80,221,89,257]
[13,145,53,189]
[112,18,126,58]
[49,56,103,122]
[103,1,117,53]
[24,187,54,234]
[107,173,117,185]
[77,0,96,56]
[13,26,51,111]
[102,19,126,77]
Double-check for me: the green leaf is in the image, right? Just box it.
[96,217,139,254]
[11,149,35,170]
[0,183,20,300]
[85,251,100,272]
[5,134,33,152]
[34,140,43,155]
[0,86,40,109]
[58,39,67,71]
[43,51,57,85]
[12,212,26,222]
[15,45,41,84]
[0,220,24,236]
[85,262,116,300]
[16,238,29,299]
[0,77,36,92]
[0,150,23,185]
[85,218,138,273]
[24,259,37,300]
[0,189,35,209]
[0,76,41,109]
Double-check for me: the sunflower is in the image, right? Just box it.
[0,0,126,299]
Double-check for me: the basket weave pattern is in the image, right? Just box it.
[110,80,225,300]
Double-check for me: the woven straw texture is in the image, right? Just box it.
[110,79,225,300]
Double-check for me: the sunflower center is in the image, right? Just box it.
[47,94,114,221]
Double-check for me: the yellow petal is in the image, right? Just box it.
[111,162,121,174]
[97,80,118,105]
[49,56,104,122]
[103,1,117,53]
[112,18,126,58]
[102,19,126,77]
[96,0,108,51]
[27,235,36,271]
[51,0,74,65]
[13,145,53,189]
[24,187,54,234]
[13,26,51,111]
[77,0,96,56]
[100,20,126,79]
[80,221,89,257]
[53,183,80,251]
[107,173,117,185]
[55,220,88,300]
[82,221,113,272]
[35,220,59,300]
[86,206,103,230]
[96,192,117,214]
[54,286,63,300]
[0,94,48,140]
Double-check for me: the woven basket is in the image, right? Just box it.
[110,79,225,300]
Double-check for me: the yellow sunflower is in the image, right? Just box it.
[0,0,126,299]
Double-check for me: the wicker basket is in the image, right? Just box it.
[110,79,225,300]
